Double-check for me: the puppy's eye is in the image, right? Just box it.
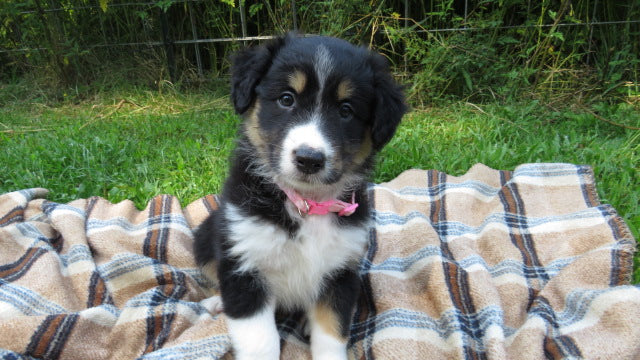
[278,93,295,108]
[339,103,353,118]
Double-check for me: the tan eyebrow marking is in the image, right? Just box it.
[288,70,307,94]
[244,100,267,153]
[353,131,373,166]
[314,44,334,92]
[337,79,354,101]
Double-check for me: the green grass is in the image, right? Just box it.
[0,85,238,207]
[1,86,638,281]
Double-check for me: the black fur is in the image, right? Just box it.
[230,36,286,114]
[369,54,406,150]
[317,267,362,338]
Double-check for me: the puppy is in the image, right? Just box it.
[194,33,406,360]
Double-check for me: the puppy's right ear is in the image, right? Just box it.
[369,53,407,151]
[230,37,285,114]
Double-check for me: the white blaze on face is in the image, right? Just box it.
[279,119,333,181]
[277,44,339,189]
[313,44,334,98]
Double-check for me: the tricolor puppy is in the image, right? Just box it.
[194,33,406,359]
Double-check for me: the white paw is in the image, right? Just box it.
[200,296,224,314]
[226,303,280,360]
[310,320,348,360]
[311,338,348,360]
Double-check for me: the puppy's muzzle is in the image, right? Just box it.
[293,146,326,175]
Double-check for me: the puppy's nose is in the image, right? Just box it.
[293,146,325,174]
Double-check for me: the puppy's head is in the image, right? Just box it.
[231,33,406,196]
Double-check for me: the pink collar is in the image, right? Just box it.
[277,184,359,217]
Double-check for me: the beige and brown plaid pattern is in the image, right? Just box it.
[0,163,638,359]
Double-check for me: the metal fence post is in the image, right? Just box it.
[187,0,204,78]
[159,7,176,83]
[404,0,408,74]
[292,0,298,31]
[239,0,247,45]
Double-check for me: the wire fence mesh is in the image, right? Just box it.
[1,0,638,100]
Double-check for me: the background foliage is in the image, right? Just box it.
[1,0,639,105]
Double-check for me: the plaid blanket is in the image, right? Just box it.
[0,163,637,359]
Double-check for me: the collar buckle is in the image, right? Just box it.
[297,199,310,217]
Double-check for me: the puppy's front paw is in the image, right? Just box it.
[227,304,280,360]
[200,296,224,314]
[309,304,349,360]
[310,332,348,360]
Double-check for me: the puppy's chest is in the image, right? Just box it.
[226,205,368,307]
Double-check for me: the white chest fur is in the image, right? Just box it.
[225,204,369,310]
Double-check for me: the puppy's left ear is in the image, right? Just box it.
[231,36,286,114]
[370,53,407,151]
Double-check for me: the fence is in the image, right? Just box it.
[1,0,638,99]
